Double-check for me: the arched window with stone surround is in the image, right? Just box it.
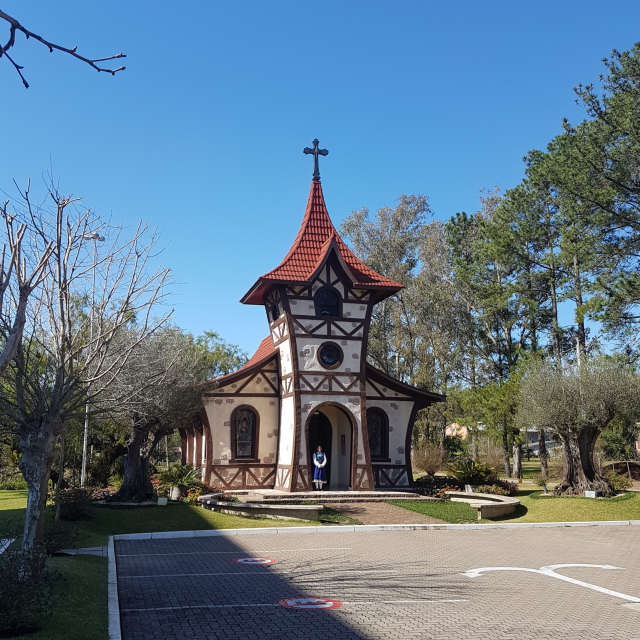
[366,407,389,461]
[232,406,258,460]
[315,287,340,318]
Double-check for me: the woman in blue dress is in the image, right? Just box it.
[313,445,327,491]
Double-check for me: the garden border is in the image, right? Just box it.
[108,536,122,640]
[110,519,640,541]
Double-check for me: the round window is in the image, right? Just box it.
[318,342,343,369]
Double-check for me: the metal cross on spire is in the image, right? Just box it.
[303,139,328,181]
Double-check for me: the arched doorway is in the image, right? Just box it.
[308,411,333,486]
[307,404,354,490]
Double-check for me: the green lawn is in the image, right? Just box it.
[29,555,108,640]
[390,488,640,524]
[386,499,483,524]
[0,490,320,548]
[496,489,640,523]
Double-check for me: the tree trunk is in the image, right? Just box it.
[547,238,562,367]
[112,426,153,502]
[578,425,614,496]
[573,253,587,362]
[554,432,614,497]
[471,431,478,462]
[54,427,65,520]
[512,441,522,479]
[18,424,58,559]
[538,428,548,481]
[502,425,511,478]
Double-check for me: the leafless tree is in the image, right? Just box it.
[0,8,125,88]
[0,196,52,375]
[517,360,640,496]
[0,180,172,558]
[101,327,212,502]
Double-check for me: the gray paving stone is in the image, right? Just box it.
[115,527,640,640]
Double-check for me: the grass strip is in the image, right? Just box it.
[0,490,318,548]
[27,555,108,640]
[386,499,480,524]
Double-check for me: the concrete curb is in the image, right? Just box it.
[111,519,640,541]
[108,536,122,640]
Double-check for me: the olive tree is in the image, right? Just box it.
[103,327,212,502]
[517,360,640,496]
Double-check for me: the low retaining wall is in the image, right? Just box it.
[198,495,323,521]
[446,491,520,520]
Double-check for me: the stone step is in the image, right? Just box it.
[237,490,439,504]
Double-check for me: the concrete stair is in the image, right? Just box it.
[227,489,440,504]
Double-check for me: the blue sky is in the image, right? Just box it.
[1,1,639,355]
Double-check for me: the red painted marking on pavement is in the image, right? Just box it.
[279,597,342,610]
[232,557,277,565]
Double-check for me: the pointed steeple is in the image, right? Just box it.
[241,180,402,305]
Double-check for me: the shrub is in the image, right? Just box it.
[151,476,169,498]
[89,486,119,501]
[0,551,63,636]
[475,484,510,496]
[605,470,633,491]
[180,487,203,504]
[475,480,519,496]
[161,463,202,488]
[413,474,462,498]
[0,475,27,491]
[58,488,92,521]
[547,454,565,481]
[531,473,546,487]
[108,474,124,489]
[492,478,519,496]
[180,484,238,504]
[412,442,443,475]
[446,460,496,485]
[43,519,79,556]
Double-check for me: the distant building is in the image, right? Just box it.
[445,423,469,439]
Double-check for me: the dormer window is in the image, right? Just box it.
[315,288,340,318]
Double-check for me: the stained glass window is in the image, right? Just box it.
[234,408,257,459]
[319,343,342,368]
[315,288,340,317]
[367,408,388,460]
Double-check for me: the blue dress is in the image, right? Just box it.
[313,452,327,483]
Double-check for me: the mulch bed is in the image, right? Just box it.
[611,461,640,481]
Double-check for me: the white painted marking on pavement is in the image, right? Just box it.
[233,557,277,565]
[462,564,640,603]
[279,597,342,609]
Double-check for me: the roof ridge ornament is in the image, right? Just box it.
[303,138,328,181]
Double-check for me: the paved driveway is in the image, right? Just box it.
[115,527,640,640]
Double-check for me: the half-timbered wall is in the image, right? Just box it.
[203,356,280,489]
[366,377,414,488]
[279,254,375,492]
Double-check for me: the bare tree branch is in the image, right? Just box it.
[0,8,126,88]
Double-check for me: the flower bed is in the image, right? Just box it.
[413,475,462,498]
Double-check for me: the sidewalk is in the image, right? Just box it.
[61,546,108,556]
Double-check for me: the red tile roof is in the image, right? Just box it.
[241,180,403,305]
[213,336,276,383]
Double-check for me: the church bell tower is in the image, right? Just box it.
[240,140,404,492]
